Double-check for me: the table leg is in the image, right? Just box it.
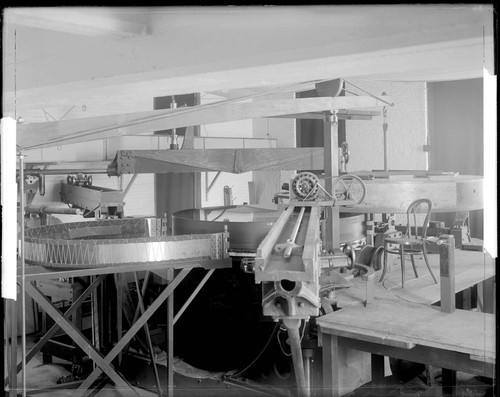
[442,368,457,397]
[461,288,472,310]
[371,354,386,396]
[322,334,340,397]
[167,268,174,397]
[478,277,495,314]
[371,354,385,383]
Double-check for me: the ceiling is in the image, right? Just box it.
[2,5,495,121]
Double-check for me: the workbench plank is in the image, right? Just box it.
[381,249,495,305]
[332,249,494,312]
[317,300,495,359]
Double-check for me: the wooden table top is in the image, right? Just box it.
[318,247,495,362]
[334,247,495,308]
[317,299,495,362]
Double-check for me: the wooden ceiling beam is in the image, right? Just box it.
[5,8,148,38]
[17,96,392,149]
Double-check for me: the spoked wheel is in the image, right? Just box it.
[333,174,366,204]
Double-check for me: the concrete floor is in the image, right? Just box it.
[5,334,494,397]
[5,334,157,397]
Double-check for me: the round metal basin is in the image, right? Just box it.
[172,205,365,251]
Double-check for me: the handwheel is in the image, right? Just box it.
[291,172,320,200]
[333,174,366,204]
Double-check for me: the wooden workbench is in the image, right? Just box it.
[335,246,495,308]
[316,248,496,397]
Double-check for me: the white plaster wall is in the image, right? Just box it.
[345,80,428,172]
[199,93,254,207]
[252,93,296,209]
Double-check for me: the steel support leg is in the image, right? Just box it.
[133,272,163,397]
[76,268,191,397]
[282,318,309,397]
[25,282,137,397]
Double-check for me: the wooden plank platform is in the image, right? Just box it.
[317,246,495,396]
[317,300,495,361]
[335,248,495,308]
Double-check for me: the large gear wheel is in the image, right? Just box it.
[292,172,320,200]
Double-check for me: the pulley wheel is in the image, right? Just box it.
[292,172,320,200]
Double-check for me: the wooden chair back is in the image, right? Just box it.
[405,198,433,240]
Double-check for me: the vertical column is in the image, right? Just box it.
[321,334,340,397]
[115,274,123,365]
[371,354,386,396]
[439,235,455,313]
[167,268,175,397]
[8,298,18,397]
[323,113,340,251]
[477,277,496,314]
[19,153,27,397]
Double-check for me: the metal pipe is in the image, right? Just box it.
[19,153,27,397]
[290,207,306,244]
[383,107,388,172]
[170,101,178,150]
[283,207,306,259]
[39,173,45,196]
[22,169,108,175]
[25,204,83,215]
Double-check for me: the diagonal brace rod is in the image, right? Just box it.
[77,268,191,396]
[25,282,137,396]
[174,269,215,325]
[18,275,106,372]
[133,272,163,397]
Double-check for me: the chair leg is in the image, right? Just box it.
[422,248,438,284]
[410,255,419,278]
[379,243,389,282]
[400,246,405,288]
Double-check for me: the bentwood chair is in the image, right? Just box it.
[379,198,438,288]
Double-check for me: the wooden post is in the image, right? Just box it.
[371,354,386,396]
[167,268,174,397]
[439,235,455,313]
[321,334,340,397]
[8,298,18,397]
[442,368,457,396]
[323,113,340,251]
[477,277,496,314]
